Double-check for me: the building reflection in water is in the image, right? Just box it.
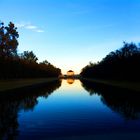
[67,78,75,85]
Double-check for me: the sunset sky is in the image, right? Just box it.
[1,0,140,74]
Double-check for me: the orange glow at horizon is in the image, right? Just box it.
[51,60,87,75]
[59,79,83,91]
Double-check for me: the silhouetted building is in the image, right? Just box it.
[67,70,74,76]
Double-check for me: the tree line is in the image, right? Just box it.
[0,22,61,79]
[80,42,140,81]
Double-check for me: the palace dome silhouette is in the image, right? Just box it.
[67,70,74,76]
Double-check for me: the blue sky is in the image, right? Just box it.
[0,0,140,74]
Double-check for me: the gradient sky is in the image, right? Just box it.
[0,0,140,74]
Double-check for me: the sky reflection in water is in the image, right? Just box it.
[1,79,140,140]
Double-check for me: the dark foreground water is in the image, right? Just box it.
[1,79,140,140]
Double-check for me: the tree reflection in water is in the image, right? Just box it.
[0,80,62,140]
[81,79,140,120]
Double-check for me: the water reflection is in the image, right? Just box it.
[67,78,75,85]
[1,79,140,140]
[0,80,61,140]
[81,79,140,120]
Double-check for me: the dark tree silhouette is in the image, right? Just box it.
[40,60,50,65]
[21,51,38,62]
[0,22,19,57]
[80,42,140,81]
[0,21,61,79]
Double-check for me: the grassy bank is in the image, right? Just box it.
[82,78,140,92]
[0,78,58,92]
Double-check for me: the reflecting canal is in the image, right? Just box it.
[1,79,140,140]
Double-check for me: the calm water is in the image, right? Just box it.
[1,79,140,140]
